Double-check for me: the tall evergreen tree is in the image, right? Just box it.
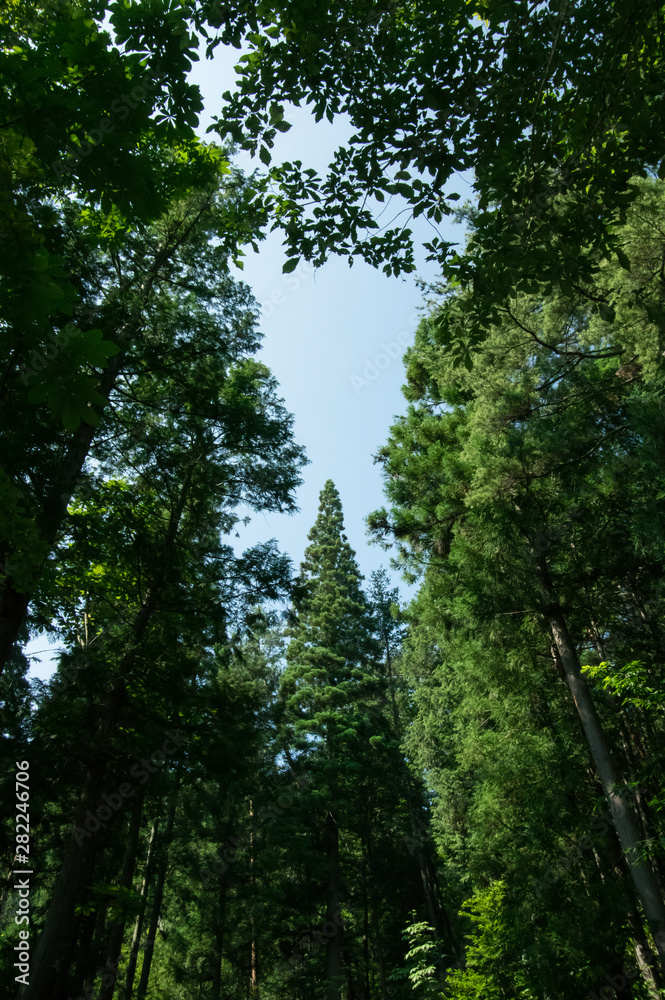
[273,483,454,1000]
[278,480,382,1000]
[369,179,665,994]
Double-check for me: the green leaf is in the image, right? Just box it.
[615,247,631,271]
[282,257,300,273]
[78,329,121,367]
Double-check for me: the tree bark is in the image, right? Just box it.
[135,793,177,1000]
[249,799,259,998]
[123,817,159,1000]
[540,570,665,967]
[325,808,342,1000]
[70,896,107,999]
[366,830,387,1000]
[627,909,663,996]
[362,888,370,1000]
[370,908,388,1000]
[210,882,227,1000]
[98,787,147,1000]
[20,678,128,1000]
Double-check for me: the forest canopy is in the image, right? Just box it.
[2,1,665,999]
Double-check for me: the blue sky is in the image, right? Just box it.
[26,38,472,680]
[189,44,470,590]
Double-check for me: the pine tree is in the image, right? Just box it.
[278,481,383,1000]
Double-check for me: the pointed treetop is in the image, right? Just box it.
[300,480,363,591]
[282,478,383,755]
[286,479,380,669]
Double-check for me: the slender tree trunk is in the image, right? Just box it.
[250,932,258,998]
[366,830,387,1000]
[627,909,663,997]
[384,646,458,960]
[210,882,227,1000]
[69,899,106,999]
[98,787,147,1000]
[370,908,388,1000]
[343,947,357,1000]
[249,799,259,998]
[123,818,159,1000]
[410,820,441,935]
[599,819,664,991]
[403,791,459,959]
[363,889,370,1000]
[618,714,665,890]
[325,808,342,1000]
[540,570,665,967]
[135,793,177,1000]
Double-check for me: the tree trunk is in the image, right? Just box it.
[20,461,191,1000]
[0,344,128,672]
[98,787,147,1000]
[20,679,126,1000]
[540,573,665,967]
[370,908,388,1000]
[249,799,258,998]
[123,817,159,1000]
[70,898,106,999]
[598,817,664,991]
[135,793,177,1000]
[628,909,663,997]
[343,947,357,1000]
[366,830,387,1000]
[325,808,342,1000]
[617,713,665,891]
[383,647,458,960]
[403,790,459,960]
[210,882,227,1000]
[0,193,214,673]
[363,889,370,1000]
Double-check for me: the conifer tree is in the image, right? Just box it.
[278,480,382,1000]
[369,178,665,993]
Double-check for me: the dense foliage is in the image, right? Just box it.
[369,177,665,996]
[2,1,665,998]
